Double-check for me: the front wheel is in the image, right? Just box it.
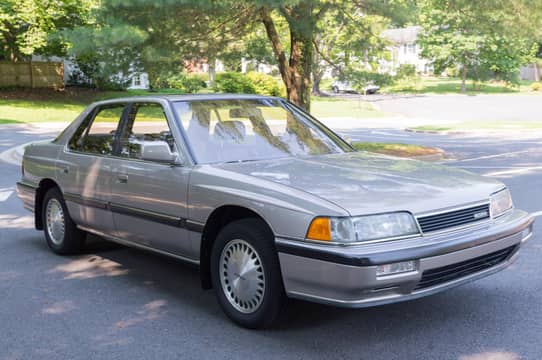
[211,218,285,329]
[42,187,86,254]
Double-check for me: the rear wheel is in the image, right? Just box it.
[42,187,85,254]
[211,218,285,329]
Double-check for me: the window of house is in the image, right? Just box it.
[133,75,141,87]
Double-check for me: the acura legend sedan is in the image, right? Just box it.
[17,95,533,328]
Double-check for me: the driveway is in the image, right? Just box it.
[365,94,542,122]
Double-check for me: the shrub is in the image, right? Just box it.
[214,72,256,94]
[246,72,285,96]
[530,82,542,92]
[396,64,416,79]
[345,70,395,92]
[168,74,207,93]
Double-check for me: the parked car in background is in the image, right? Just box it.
[17,94,533,329]
[331,80,380,94]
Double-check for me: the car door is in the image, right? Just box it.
[109,101,194,259]
[56,103,126,236]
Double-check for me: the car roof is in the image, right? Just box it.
[92,93,282,106]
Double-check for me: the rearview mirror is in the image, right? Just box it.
[140,141,179,164]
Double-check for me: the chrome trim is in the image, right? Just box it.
[415,201,492,236]
[418,218,492,237]
[64,192,204,232]
[16,181,38,191]
[415,200,490,218]
[301,233,422,247]
[62,147,184,167]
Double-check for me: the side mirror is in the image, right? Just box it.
[140,141,179,164]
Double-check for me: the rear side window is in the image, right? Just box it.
[68,104,125,155]
[118,103,176,160]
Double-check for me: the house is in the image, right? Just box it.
[379,26,432,75]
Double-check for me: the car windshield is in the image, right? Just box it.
[172,98,351,164]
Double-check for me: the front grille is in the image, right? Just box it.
[415,245,517,290]
[417,204,490,233]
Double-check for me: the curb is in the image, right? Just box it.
[411,148,446,162]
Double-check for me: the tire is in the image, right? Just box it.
[211,218,285,329]
[42,187,86,255]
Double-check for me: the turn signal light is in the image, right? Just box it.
[306,217,332,241]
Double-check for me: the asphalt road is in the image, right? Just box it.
[1,124,542,360]
[336,94,542,122]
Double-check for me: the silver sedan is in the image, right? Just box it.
[16,94,533,328]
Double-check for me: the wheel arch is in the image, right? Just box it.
[35,178,60,230]
[199,205,275,289]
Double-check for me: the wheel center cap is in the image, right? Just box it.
[234,272,246,281]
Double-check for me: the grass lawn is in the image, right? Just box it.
[411,120,542,133]
[352,142,441,158]
[0,88,387,124]
[385,77,540,95]
[311,96,388,118]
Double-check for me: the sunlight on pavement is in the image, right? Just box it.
[42,300,76,315]
[50,255,129,280]
[0,214,34,229]
[459,351,520,360]
[114,300,167,329]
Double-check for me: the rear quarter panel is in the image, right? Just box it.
[22,141,63,186]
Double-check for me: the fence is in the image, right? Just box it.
[0,61,64,89]
[520,64,541,82]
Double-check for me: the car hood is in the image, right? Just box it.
[215,152,504,216]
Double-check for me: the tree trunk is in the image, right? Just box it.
[260,7,313,111]
[534,62,540,82]
[312,74,322,95]
[288,28,313,110]
[208,55,216,86]
[461,65,467,93]
[29,58,34,89]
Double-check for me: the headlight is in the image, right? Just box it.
[490,188,513,218]
[306,212,420,244]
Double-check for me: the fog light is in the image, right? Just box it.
[376,260,416,277]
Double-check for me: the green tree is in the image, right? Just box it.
[0,0,95,62]
[418,0,537,91]
[63,0,417,109]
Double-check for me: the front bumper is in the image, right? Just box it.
[276,209,533,308]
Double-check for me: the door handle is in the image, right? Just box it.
[116,174,128,184]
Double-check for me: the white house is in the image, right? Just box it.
[379,26,432,75]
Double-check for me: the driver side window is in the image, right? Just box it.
[118,103,177,161]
